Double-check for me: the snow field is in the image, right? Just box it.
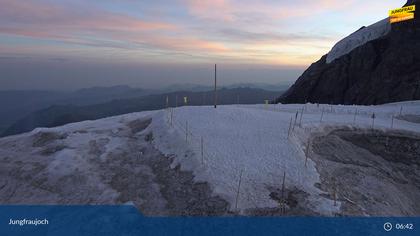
[151,102,420,214]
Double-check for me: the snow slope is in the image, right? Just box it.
[326,18,391,63]
[151,101,420,215]
[1,101,419,215]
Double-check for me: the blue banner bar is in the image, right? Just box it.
[0,205,418,236]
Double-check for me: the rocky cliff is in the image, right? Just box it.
[277,0,420,105]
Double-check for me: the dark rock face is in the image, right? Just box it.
[277,2,420,105]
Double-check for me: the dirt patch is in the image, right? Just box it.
[39,144,67,155]
[311,127,420,216]
[32,131,67,147]
[245,186,319,216]
[95,132,231,216]
[127,118,152,134]
[145,155,230,216]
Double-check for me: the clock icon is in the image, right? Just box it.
[384,222,393,232]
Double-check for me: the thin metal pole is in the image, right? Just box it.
[287,117,293,137]
[353,108,358,125]
[201,137,204,165]
[235,169,243,211]
[391,115,394,129]
[185,121,188,143]
[299,106,304,126]
[214,64,217,108]
[170,108,173,127]
[305,141,310,167]
[281,171,286,214]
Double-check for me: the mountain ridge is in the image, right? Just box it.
[277,1,420,105]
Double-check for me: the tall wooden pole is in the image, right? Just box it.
[214,64,217,109]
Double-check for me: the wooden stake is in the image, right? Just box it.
[353,108,358,125]
[201,136,204,165]
[185,121,188,143]
[391,114,394,129]
[371,113,376,130]
[320,108,324,122]
[170,108,173,127]
[299,106,304,126]
[287,117,293,137]
[292,111,298,131]
[333,189,337,207]
[399,106,403,116]
[281,171,286,215]
[305,140,310,167]
[235,169,243,211]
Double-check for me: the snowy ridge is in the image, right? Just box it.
[326,18,391,63]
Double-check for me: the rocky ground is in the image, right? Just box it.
[0,117,230,216]
[310,127,420,216]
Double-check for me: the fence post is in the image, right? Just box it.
[201,136,204,165]
[287,117,293,137]
[185,121,188,143]
[333,182,337,207]
[391,114,394,129]
[281,171,286,215]
[292,111,298,131]
[371,113,376,130]
[353,108,358,125]
[320,108,324,123]
[304,140,311,167]
[170,108,173,127]
[299,106,304,126]
[399,106,403,116]
[235,169,243,211]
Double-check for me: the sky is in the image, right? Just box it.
[0,0,406,90]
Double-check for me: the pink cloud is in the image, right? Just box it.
[183,0,358,23]
[0,0,176,36]
[151,37,230,53]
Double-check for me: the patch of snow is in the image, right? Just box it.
[326,18,391,63]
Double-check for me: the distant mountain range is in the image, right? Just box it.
[0,85,155,134]
[163,83,290,92]
[1,87,282,137]
[0,83,288,135]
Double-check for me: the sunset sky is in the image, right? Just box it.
[0,0,405,90]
